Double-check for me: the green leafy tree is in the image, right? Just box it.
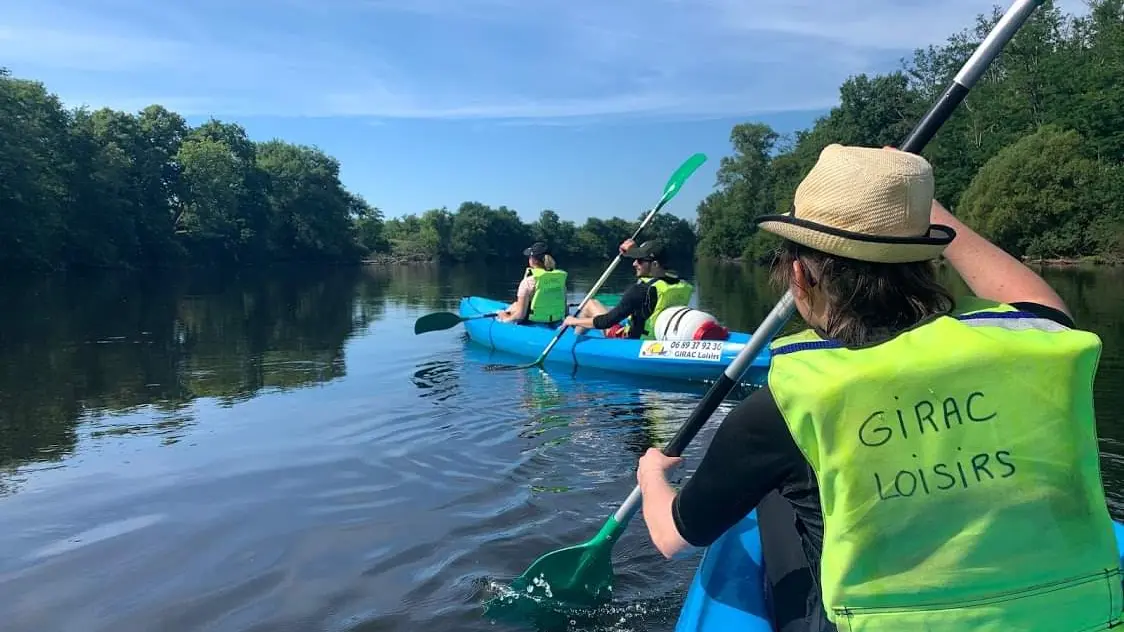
[352,195,388,254]
[4,0,1124,273]
[695,0,1124,264]
[958,125,1121,259]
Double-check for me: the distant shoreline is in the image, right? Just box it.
[3,254,1119,273]
[360,253,437,265]
[1020,256,1121,267]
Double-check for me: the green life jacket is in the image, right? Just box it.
[525,267,567,324]
[637,276,693,340]
[767,297,1122,631]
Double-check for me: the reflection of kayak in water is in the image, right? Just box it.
[459,297,771,385]
[634,388,742,446]
[674,512,1124,632]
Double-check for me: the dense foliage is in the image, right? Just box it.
[1,69,380,270]
[5,1,1120,270]
[0,68,696,270]
[379,205,696,264]
[695,0,1124,263]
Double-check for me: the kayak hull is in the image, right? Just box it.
[675,511,1124,631]
[458,296,772,384]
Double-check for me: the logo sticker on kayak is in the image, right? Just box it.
[638,340,724,362]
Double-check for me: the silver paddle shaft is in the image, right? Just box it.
[534,191,677,364]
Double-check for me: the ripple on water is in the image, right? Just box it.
[0,296,737,632]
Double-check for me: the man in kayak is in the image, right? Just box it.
[496,241,568,325]
[562,238,693,339]
[635,144,1122,631]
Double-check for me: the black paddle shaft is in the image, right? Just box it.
[659,0,1044,459]
[661,90,960,457]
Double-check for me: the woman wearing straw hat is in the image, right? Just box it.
[635,144,1121,631]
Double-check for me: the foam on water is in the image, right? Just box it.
[474,574,682,632]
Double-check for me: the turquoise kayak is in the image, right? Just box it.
[458,296,772,384]
[674,511,1124,631]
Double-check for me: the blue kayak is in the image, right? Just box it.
[458,296,772,384]
[674,511,1124,631]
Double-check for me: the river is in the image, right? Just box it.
[1,260,1122,631]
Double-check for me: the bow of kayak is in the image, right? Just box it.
[674,511,1124,632]
[458,296,772,384]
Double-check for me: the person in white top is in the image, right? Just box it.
[497,241,565,324]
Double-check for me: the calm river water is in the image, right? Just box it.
[0,260,1122,632]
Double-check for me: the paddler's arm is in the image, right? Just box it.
[932,199,1071,318]
[496,298,524,323]
[498,275,536,322]
[639,387,798,559]
[879,147,1070,316]
[637,449,693,558]
[563,284,645,330]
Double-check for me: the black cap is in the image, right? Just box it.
[522,241,550,257]
[621,239,666,262]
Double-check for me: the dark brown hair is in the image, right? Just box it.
[771,240,954,346]
[531,254,556,271]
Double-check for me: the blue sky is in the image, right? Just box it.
[0,0,1081,224]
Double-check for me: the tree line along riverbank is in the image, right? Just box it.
[2,1,1121,272]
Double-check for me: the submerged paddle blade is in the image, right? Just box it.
[485,515,623,615]
[658,152,707,204]
[414,312,467,334]
[483,359,541,372]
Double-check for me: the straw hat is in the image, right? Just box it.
[754,144,955,263]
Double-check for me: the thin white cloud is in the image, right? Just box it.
[0,0,1086,122]
[0,26,188,72]
[323,91,840,121]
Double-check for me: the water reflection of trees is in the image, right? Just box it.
[0,265,384,487]
[694,261,808,337]
[3,261,1119,500]
[369,261,605,313]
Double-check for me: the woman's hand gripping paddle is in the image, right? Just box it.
[483,152,708,372]
[484,0,1047,613]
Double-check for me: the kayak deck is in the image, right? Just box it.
[458,296,772,384]
[675,511,1124,631]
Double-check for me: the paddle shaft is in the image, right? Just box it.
[610,0,1046,528]
[529,190,681,366]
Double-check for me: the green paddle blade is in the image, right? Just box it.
[659,152,707,204]
[591,293,621,309]
[484,515,623,616]
[414,311,468,334]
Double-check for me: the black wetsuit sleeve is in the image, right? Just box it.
[592,284,647,330]
[671,386,806,547]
